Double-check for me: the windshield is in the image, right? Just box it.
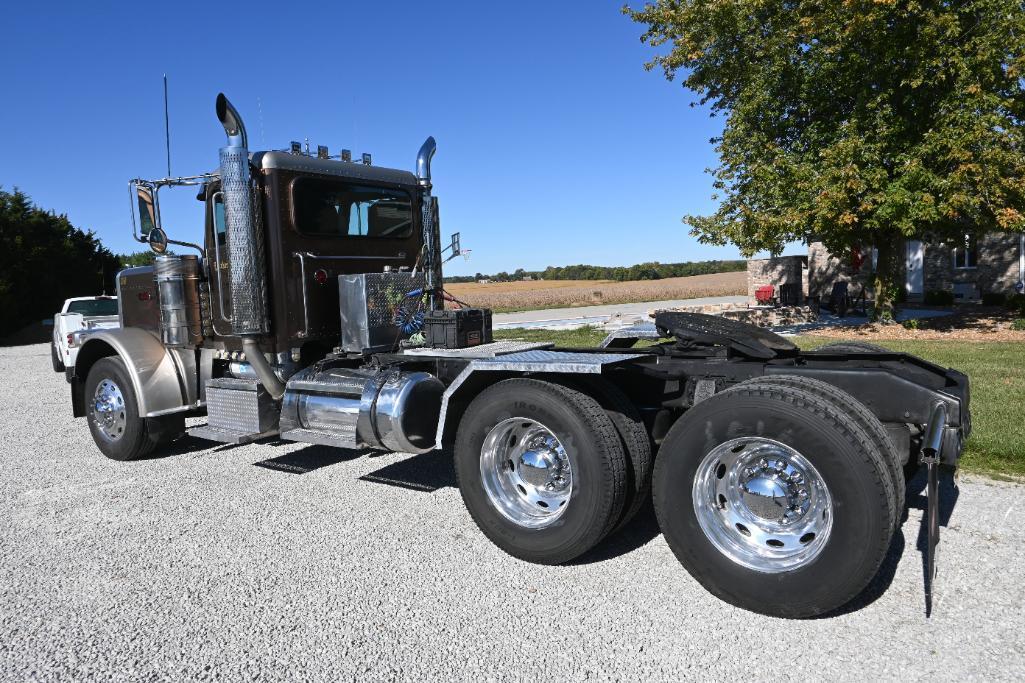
[66,299,119,316]
[292,179,413,238]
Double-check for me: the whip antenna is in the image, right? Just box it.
[163,74,171,177]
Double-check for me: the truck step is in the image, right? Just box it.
[205,377,278,435]
[279,426,359,450]
[188,424,279,445]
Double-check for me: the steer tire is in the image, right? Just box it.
[85,357,163,462]
[454,378,627,565]
[653,383,897,618]
[744,375,904,528]
[562,376,653,534]
[816,341,890,354]
[51,342,65,373]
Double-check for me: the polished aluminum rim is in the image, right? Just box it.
[91,378,127,442]
[692,437,833,573]
[480,417,572,529]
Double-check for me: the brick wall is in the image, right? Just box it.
[807,241,874,300]
[746,255,808,302]
[923,232,1021,297]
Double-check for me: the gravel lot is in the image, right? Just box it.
[2,342,1023,681]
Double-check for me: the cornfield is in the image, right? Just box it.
[445,271,746,312]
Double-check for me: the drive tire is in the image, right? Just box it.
[563,376,653,534]
[51,342,65,373]
[744,375,904,527]
[454,378,627,564]
[653,383,897,618]
[85,357,162,461]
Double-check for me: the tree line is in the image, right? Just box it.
[444,259,746,284]
[0,188,164,337]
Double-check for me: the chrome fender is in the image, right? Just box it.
[73,328,188,417]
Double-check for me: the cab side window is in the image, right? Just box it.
[213,193,226,245]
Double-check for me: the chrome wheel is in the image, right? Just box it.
[480,417,573,529]
[692,437,833,573]
[91,378,127,442]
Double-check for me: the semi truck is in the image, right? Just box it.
[68,94,969,618]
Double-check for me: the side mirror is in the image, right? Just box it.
[136,186,157,238]
[148,226,169,254]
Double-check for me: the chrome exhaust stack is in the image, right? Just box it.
[216,93,269,337]
[215,94,282,399]
[416,137,441,309]
[416,136,436,187]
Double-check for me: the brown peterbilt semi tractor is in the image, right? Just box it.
[68,94,969,617]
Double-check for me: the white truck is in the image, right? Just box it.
[51,296,120,375]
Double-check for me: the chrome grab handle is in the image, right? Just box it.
[293,251,310,338]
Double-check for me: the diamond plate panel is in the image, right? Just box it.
[599,323,661,348]
[400,340,553,358]
[206,379,277,433]
[474,350,642,371]
[339,272,426,352]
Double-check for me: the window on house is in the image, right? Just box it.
[952,234,977,269]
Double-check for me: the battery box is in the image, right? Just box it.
[424,308,493,349]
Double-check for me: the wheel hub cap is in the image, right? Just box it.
[480,418,572,529]
[692,437,833,573]
[91,379,127,442]
[739,459,811,523]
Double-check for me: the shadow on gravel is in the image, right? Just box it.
[152,435,214,459]
[253,444,367,474]
[816,466,960,619]
[813,529,906,619]
[359,449,457,493]
[568,498,662,565]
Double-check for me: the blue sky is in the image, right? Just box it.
[1,1,802,276]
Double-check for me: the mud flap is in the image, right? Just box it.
[920,402,948,616]
[925,459,939,611]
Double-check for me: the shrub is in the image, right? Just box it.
[982,291,1007,306]
[1009,294,1025,316]
[902,318,921,330]
[923,289,955,306]
[1012,318,1025,331]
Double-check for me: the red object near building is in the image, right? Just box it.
[755,285,775,305]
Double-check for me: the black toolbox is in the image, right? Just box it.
[424,308,493,349]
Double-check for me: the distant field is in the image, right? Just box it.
[445,271,746,312]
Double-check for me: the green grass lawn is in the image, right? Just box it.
[494,327,1024,477]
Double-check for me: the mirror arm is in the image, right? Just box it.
[167,239,205,255]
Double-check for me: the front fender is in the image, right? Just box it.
[73,328,186,418]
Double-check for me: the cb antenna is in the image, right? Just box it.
[163,74,171,177]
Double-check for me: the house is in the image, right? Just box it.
[748,232,1025,305]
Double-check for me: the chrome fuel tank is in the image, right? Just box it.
[280,367,444,453]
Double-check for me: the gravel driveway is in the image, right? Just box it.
[2,343,1023,681]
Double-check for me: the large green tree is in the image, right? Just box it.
[627,0,1025,316]
[0,188,121,336]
